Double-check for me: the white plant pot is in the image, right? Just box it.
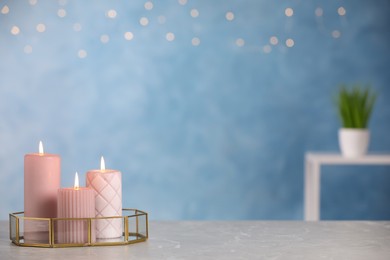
[338,128,370,158]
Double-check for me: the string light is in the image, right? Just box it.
[225,11,234,21]
[124,31,134,41]
[10,26,20,35]
[315,7,323,17]
[2,2,340,56]
[286,38,294,47]
[73,23,82,32]
[106,9,117,19]
[140,17,149,26]
[263,45,271,53]
[36,23,46,33]
[1,5,9,14]
[285,7,293,17]
[338,7,346,16]
[144,1,153,10]
[166,32,175,41]
[78,49,87,58]
[235,38,245,47]
[190,9,199,18]
[178,0,187,6]
[29,0,38,6]
[270,36,278,45]
[57,9,66,18]
[100,34,109,43]
[332,30,341,38]
[191,37,200,46]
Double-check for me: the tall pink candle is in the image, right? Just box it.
[86,156,122,239]
[24,141,60,243]
[57,172,96,244]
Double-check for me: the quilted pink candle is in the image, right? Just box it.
[24,141,60,243]
[57,172,96,244]
[86,156,122,239]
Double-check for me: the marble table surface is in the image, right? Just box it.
[1,220,390,260]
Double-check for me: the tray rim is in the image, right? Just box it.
[9,208,149,248]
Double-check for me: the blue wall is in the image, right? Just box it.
[0,0,389,220]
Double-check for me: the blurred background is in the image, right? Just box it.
[0,0,389,220]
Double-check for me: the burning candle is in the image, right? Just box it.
[86,156,122,239]
[24,141,60,243]
[57,172,96,244]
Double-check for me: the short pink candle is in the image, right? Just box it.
[57,172,95,244]
[86,156,122,239]
[24,141,60,243]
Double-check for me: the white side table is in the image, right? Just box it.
[304,152,390,221]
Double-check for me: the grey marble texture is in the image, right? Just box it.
[1,221,390,260]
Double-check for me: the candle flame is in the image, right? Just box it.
[100,156,106,171]
[74,172,79,190]
[38,141,44,154]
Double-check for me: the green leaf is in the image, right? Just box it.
[335,84,376,129]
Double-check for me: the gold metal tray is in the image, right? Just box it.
[9,208,148,248]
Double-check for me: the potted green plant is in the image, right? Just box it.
[336,85,376,157]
